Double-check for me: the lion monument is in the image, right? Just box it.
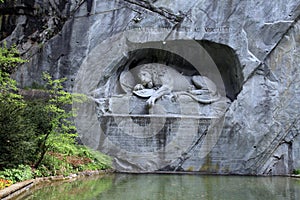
[131,63,220,108]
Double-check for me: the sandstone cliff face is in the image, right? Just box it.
[1,0,300,175]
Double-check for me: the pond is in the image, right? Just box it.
[15,174,300,200]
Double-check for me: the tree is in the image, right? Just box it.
[0,45,87,170]
[0,45,26,74]
[0,45,36,169]
[33,73,82,168]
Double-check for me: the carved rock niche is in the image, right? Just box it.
[76,40,243,172]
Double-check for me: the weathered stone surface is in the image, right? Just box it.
[1,0,300,175]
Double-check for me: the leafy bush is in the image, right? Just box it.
[293,169,300,175]
[36,144,112,177]
[33,165,51,178]
[77,147,112,170]
[39,154,74,176]
[0,99,39,169]
[0,165,33,183]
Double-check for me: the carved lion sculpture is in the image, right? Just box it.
[133,64,220,108]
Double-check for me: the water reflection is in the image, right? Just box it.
[17,175,113,200]
[19,174,300,200]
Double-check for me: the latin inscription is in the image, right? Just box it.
[204,26,230,33]
[126,26,231,33]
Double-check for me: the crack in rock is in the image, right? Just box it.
[123,0,184,23]
[161,128,209,172]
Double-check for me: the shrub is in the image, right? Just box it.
[0,100,38,169]
[0,165,33,183]
[36,144,112,177]
[293,169,300,175]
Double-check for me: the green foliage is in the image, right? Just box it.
[36,143,112,177]
[293,169,300,175]
[0,165,33,183]
[0,46,37,169]
[0,45,26,103]
[33,165,51,178]
[0,45,111,184]
[0,46,24,101]
[39,154,74,176]
[24,73,109,177]
[33,72,87,168]
[31,81,46,90]
[0,44,26,74]
[76,146,112,170]
[0,100,38,168]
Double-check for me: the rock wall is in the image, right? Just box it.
[1,0,300,175]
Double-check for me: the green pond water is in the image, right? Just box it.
[16,174,300,200]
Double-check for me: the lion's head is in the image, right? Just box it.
[137,64,167,88]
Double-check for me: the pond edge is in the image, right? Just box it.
[0,169,113,200]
